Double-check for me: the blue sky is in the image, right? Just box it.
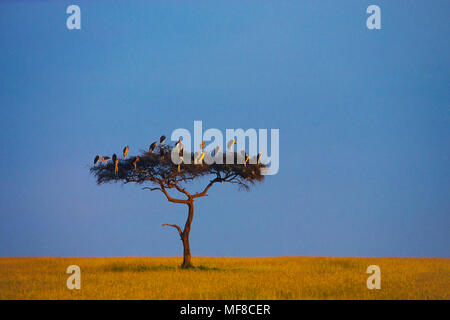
[0,0,448,257]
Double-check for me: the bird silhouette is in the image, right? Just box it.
[101,156,110,164]
[257,152,263,164]
[114,158,119,175]
[123,146,129,158]
[132,156,140,169]
[149,142,157,153]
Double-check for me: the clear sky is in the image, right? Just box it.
[0,0,448,257]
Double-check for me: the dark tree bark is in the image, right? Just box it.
[163,198,194,268]
[181,200,194,268]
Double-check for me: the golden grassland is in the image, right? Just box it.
[0,256,448,300]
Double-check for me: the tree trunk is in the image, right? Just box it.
[181,200,194,268]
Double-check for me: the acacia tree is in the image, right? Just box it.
[90,143,266,268]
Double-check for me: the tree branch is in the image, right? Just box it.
[171,184,192,199]
[192,177,222,199]
[162,224,183,239]
[142,187,189,204]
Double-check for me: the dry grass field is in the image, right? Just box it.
[0,257,448,300]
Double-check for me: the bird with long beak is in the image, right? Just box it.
[227,138,237,151]
[123,145,129,158]
[149,141,157,153]
[112,153,117,164]
[160,135,166,144]
[101,156,110,164]
[114,158,119,175]
[94,154,101,165]
[256,152,263,164]
[132,156,140,169]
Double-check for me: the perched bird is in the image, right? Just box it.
[256,152,263,164]
[175,139,183,153]
[177,156,184,172]
[114,158,119,175]
[241,150,249,167]
[160,147,166,157]
[212,145,221,157]
[160,135,166,144]
[112,153,117,164]
[244,153,250,167]
[194,151,201,164]
[200,141,205,150]
[227,138,237,151]
[149,142,157,153]
[101,156,110,164]
[122,145,129,158]
[94,154,101,165]
[132,156,140,169]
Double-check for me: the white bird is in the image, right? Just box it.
[212,145,221,157]
[175,139,183,153]
[227,138,237,151]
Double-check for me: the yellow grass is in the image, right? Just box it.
[0,257,448,299]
